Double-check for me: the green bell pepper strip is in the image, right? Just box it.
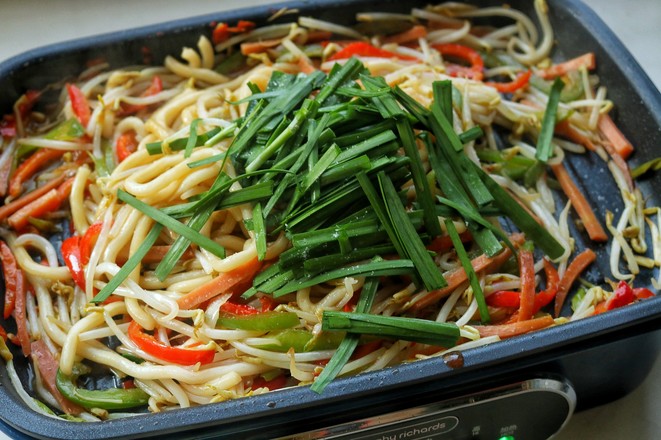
[217,310,299,331]
[56,369,149,410]
[252,329,345,352]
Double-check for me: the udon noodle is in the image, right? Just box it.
[0,0,656,420]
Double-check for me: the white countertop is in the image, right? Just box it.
[0,1,659,439]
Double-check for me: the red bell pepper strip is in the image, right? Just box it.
[118,76,163,116]
[517,248,536,322]
[487,259,559,314]
[212,20,256,45]
[128,320,215,366]
[486,290,521,308]
[607,281,636,310]
[327,42,416,62]
[7,177,74,231]
[433,43,484,81]
[61,236,86,291]
[80,221,103,265]
[8,148,66,198]
[66,83,91,127]
[251,373,287,391]
[115,130,139,163]
[485,70,532,93]
[0,241,20,319]
[532,259,559,314]
[594,281,637,315]
[220,301,259,316]
[633,287,655,299]
[426,231,472,253]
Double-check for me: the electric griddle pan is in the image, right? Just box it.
[0,0,659,438]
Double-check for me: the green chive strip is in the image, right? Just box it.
[536,78,565,163]
[311,275,380,394]
[316,57,365,105]
[303,244,396,273]
[253,202,267,261]
[231,71,325,155]
[379,172,446,291]
[271,259,415,297]
[184,119,200,158]
[92,224,163,303]
[117,190,226,259]
[242,268,296,299]
[146,126,221,155]
[437,196,514,254]
[154,174,229,281]
[472,163,565,259]
[444,219,490,323]
[246,99,320,172]
[356,172,406,258]
[162,181,274,219]
[301,144,340,195]
[321,311,460,347]
[395,118,442,238]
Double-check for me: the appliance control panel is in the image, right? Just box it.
[282,378,576,440]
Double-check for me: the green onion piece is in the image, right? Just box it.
[422,133,501,256]
[379,172,446,291]
[301,144,340,194]
[631,157,661,179]
[396,118,442,237]
[316,57,365,105]
[184,119,200,158]
[242,268,296,299]
[428,94,493,207]
[336,86,390,98]
[311,275,380,394]
[231,71,325,155]
[333,130,397,164]
[472,163,565,259]
[272,259,415,297]
[253,202,267,261]
[162,180,274,218]
[459,126,484,144]
[204,122,237,147]
[430,81,464,153]
[535,78,565,162]
[246,99,320,172]
[392,85,430,125]
[444,219,490,323]
[434,80,453,125]
[303,244,396,273]
[320,154,372,186]
[356,172,406,257]
[187,153,226,169]
[146,126,222,155]
[322,311,460,347]
[117,190,226,259]
[155,173,230,280]
[437,196,511,253]
[92,224,163,303]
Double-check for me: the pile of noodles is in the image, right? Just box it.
[0,0,656,420]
